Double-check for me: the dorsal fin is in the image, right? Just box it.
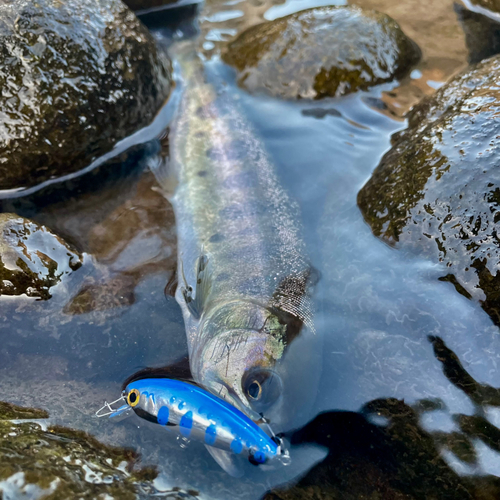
[268,266,319,338]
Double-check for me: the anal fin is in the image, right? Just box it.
[204,445,244,477]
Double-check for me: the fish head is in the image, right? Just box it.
[194,310,289,424]
[193,299,322,431]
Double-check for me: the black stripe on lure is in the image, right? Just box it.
[96,378,288,474]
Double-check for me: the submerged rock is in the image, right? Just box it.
[222,6,420,99]
[357,55,500,326]
[0,0,172,192]
[0,213,83,300]
[0,400,158,499]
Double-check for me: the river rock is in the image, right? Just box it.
[222,6,421,99]
[357,55,500,326]
[0,400,157,499]
[456,3,500,64]
[0,0,172,191]
[0,213,83,300]
[465,0,500,14]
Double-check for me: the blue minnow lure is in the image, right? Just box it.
[96,378,284,469]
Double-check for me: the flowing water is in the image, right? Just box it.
[1,0,500,498]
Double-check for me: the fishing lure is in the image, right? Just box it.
[96,378,286,472]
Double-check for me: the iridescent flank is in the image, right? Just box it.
[163,46,316,423]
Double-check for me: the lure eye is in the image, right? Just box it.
[248,381,262,400]
[243,369,282,412]
[127,389,140,407]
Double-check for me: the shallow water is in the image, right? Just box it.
[2,0,500,498]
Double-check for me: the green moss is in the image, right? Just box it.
[222,6,420,99]
[0,403,158,498]
[0,401,49,420]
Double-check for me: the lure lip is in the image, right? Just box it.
[95,395,132,420]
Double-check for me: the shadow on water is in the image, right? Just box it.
[264,336,500,500]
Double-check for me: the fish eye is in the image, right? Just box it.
[243,369,282,412]
[127,388,140,407]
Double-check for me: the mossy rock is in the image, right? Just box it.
[222,6,421,100]
[0,213,83,300]
[357,55,500,326]
[0,0,172,192]
[0,400,158,499]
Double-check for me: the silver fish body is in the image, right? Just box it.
[163,49,321,429]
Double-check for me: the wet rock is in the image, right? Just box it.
[123,0,178,11]
[455,3,500,64]
[263,337,500,500]
[64,274,136,314]
[466,0,500,14]
[0,213,83,300]
[0,400,158,499]
[222,6,421,99]
[0,0,172,192]
[357,55,500,326]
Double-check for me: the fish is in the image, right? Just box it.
[96,377,284,472]
[152,45,322,447]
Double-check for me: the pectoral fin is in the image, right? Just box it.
[180,252,212,320]
[149,132,178,199]
[204,445,244,477]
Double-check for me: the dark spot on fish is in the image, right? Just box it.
[197,170,208,177]
[194,131,204,138]
[196,106,206,118]
[206,147,217,159]
[209,233,224,243]
[302,107,342,119]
